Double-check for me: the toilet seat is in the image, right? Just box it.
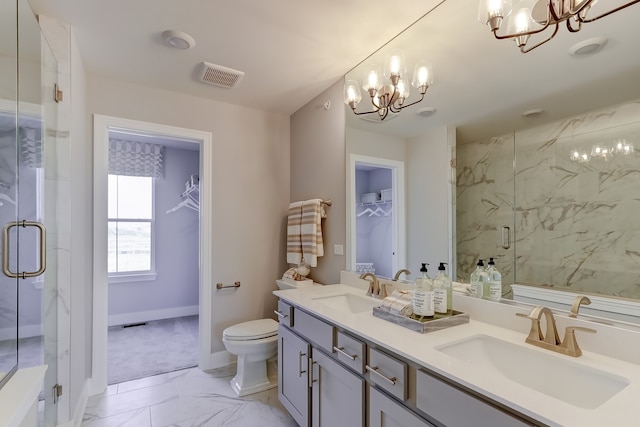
[223,318,278,341]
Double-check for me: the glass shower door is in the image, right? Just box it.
[0,0,19,390]
[16,0,65,424]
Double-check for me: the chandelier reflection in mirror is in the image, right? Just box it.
[478,0,640,53]
[344,49,433,121]
[570,138,635,163]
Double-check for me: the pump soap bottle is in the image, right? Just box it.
[470,259,487,299]
[433,262,452,315]
[487,257,502,301]
[413,263,434,318]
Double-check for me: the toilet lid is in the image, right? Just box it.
[223,318,278,340]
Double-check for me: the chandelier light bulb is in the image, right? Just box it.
[479,0,640,53]
[344,49,433,121]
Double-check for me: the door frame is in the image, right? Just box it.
[91,114,213,394]
[347,153,406,276]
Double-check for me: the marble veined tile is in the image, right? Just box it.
[81,407,151,427]
[150,394,245,426]
[84,381,179,420]
[161,398,297,427]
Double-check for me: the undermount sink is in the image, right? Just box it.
[437,335,630,409]
[312,293,379,314]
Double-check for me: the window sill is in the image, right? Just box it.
[109,272,157,284]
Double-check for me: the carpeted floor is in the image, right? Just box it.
[108,315,199,385]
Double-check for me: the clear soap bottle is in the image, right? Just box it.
[486,257,502,301]
[413,263,434,318]
[470,259,487,299]
[433,262,452,315]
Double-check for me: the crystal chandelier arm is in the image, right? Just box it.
[578,0,640,23]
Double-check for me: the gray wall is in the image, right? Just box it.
[108,146,200,319]
[290,80,346,285]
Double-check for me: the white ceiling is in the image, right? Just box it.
[27,0,446,115]
[344,1,640,142]
[27,0,640,142]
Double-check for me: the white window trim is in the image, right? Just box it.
[107,176,157,280]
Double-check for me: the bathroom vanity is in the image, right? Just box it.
[274,282,640,427]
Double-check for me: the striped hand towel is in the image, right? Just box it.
[286,199,326,267]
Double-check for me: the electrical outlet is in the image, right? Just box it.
[334,244,344,255]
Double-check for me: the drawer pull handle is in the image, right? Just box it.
[298,351,307,377]
[366,365,397,385]
[273,310,288,319]
[333,346,357,361]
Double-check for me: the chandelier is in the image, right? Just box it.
[478,0,640,53]
[570,138,635,163]
[344,49,433,121]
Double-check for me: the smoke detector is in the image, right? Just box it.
[198,62,245,89]
[161,30,195,50]
[569,37,608,56]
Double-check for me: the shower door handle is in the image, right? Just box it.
[501,226,511,250]
[2,220,47,279]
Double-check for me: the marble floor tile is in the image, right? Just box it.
[82,367,296,427]
[81,407,151,427]
[84,381,179,420]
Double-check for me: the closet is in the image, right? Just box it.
[355,165,393,278]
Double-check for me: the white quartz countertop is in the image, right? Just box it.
[274,284,640,427]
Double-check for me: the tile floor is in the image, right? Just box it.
[81,363,297,427]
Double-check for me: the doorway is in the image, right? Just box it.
[348,154,406,278]
[92,115,213,394]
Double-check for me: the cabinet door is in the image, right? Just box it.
[278,325,310,426]
[369,387,434,427]
[311,348,364,427]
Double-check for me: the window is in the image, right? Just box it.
[108,175,155,279]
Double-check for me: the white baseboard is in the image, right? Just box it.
[0,324,43,341]
[108,305,199,327]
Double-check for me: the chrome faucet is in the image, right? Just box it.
[393,269,411,281]
[360,272,387,299]
[516,305,596,357]
[569,295,591,318]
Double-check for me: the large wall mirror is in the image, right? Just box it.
[344,0,640,323]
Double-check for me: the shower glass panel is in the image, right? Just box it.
[16,0,64,424]
[0,0,19,390]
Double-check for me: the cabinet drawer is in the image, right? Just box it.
[275,300,293,327]
[293,308,334,352]
[416,370,532,427]
[367,347,408,400]
[334,331,366,374]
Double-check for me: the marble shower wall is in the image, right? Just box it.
[457,100,640,300]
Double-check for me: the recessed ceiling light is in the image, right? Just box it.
[416,107,437,117]
[161,30,196,50]
[569,37,608,56]
[522,109,544,118]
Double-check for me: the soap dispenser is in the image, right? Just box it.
[433,262,452,315]
[470,259,487,299]
[413,263,434,317]
[486,257,502,301]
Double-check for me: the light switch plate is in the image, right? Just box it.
[333,244,344,255]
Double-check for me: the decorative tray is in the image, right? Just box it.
[372,307,469,333]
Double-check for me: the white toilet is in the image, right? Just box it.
[222,318,279,397]
[222,279,316,397]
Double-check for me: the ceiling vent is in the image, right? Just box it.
[198,62,245,89]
